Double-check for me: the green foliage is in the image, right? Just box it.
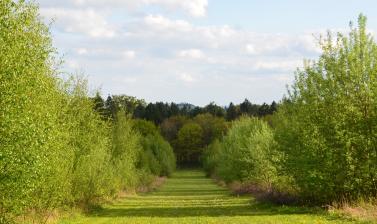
[204,117,278,187]
[133,119,159,137]
[133,119,176,176]
[160,116,188,143]
[193,113,228,145]
[274,14,377,203]
[202,139,222,175]
[110,111,142,192]
[0,0,69,218]
[140,135,176,177]
[65,78,112,203]
[0,1,166,222]
[176,123,204,165]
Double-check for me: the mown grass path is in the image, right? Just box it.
[61,170,365,224]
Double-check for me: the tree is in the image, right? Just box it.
[207,117,277,186]
[104,95,117,119]
[92,92,106,118]
[274,14,377,203]
[176,123,204,165]
[159,115,188,143]
[226,102,239,121]
[133,119,159,137]
[193,113,227,145]
[203,102,225,117]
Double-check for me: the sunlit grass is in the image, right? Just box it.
[59,170,369,224]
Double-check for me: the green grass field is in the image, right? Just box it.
[59,170,367,224]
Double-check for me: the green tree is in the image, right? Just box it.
[176,123,204,165]
[0,0,70,218]
[274,14,377,203]
[193,113,227,145]
[214,117,278,186]
[226,102,239,121]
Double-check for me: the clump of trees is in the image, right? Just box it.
[273,14,377,204]
[0,1,175,223]
[203,14,377,205]
[160,114,228,166]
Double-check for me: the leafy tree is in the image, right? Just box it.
[159,115,188,142]
[226,102,239,121]
[274,14,377,203]
[193,113,227,145]
[92,92,106,118]
[209,117,278,186]
[203,102,226,117]
[0,0,70,218]
[176,123,204,165]
[133,119,159,137]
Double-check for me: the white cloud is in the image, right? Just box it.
[38,0,208,17]
[76,48,88,55]
[123,50,136,59]
[179,73,195,83]
[144,15,192,32]
[178,49,205,59]
[40,8,116,38]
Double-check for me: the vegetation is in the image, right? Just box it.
[203,117,278,186]
[0,1,174,223]
[273,14,377,204]
[1,0,376,222]
[203,15,377,210]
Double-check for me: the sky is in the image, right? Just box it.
[37,0,377,106]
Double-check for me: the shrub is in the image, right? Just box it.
[212,117,278,187]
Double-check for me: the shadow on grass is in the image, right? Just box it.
[84,170,359,223]
[91,201,325,218]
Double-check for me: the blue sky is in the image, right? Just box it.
[38,0,377,106]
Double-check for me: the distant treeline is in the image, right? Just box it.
[92,94,278,124]
[91,95,277,166]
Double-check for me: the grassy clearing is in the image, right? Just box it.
[59,170,370,224]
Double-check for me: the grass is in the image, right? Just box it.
[59,170,371,224]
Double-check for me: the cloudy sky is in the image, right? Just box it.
[37,0,377,106]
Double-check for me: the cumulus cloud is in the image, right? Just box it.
[179,73,195,83]
[123,50,136,59]
[40,8,116,38]
[178,49,205,59]
[38,0,208,17]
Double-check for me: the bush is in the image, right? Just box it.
[208,117,278,187]
[135,119,176,177]
[202,139,222,176]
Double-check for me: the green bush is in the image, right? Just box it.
[202,139,222,176]
[208,117,278,187]
[110,112,143,192]
[134,119,176,177]
[143,135,176,176]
